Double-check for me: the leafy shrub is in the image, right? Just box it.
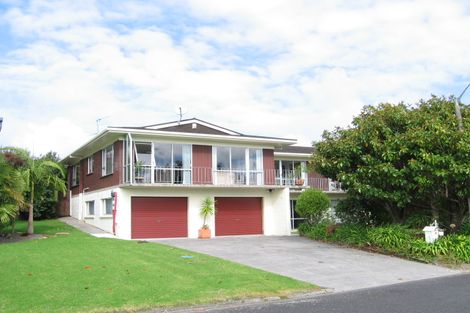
[404,212,433,229]
[330,224,369,247]
[334,197,391,226]
[367,225,413,253]
[458,220,470,236]
[304,223,329,240]
[297,223,314,236]
[442,235,470,263]
[295,189,330,225]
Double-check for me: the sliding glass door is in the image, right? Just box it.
[213,147,263,185]
[153,143,192,184]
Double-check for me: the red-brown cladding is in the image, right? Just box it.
[263,149,275,185]
[215,197,263,236]
[192,145,212,184]
[131,197,188,239]
[69,140,123,195]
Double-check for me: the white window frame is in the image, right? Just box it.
[153,142,192,184]
[102,198,113,216]
[212,146,263,185]
[102,145,114,176]
[87,156,94,174]
[275,160,307,186]
[85,200,95,217]
[71,165,79,186]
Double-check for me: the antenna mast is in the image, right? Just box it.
[96,116,110,133]
[178,107,183,125]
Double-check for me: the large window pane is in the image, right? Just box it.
[173,144,183,168]
[249,149,258,170]
[231,147,245,170]
[154,143,172,168]
[216,147,230,170]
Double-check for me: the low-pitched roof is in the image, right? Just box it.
[62,118,298,165]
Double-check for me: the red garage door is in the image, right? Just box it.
[131,197,187,239]
[215,197,263,236]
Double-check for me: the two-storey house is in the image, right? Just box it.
[61,118,343,239]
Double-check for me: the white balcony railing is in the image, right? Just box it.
[124,165,342,191]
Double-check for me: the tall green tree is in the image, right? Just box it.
[21,151,67,235]
[0,151,26,230]
[313,96,470,227]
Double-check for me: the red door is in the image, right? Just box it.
[131,197,188,239]
[215,197,263,236]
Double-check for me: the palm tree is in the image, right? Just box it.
[0,152,26,231]
[23,157,66,235]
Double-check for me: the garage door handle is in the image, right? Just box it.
[234,218,240,221]
[156,219,161,223]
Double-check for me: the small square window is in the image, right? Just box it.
[103,198,113,215]
[86,201,95,216]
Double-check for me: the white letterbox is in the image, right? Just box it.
[423,220,444,244]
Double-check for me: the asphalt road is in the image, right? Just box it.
[165,273,470,313]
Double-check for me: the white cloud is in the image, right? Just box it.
[1,0,470,157]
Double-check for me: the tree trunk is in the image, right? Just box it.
[384,203,401,223]
[430,201,440,221]
[27,181,35,235]
[27,203,34,235]
[10,216,16,235]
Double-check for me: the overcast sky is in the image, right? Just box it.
[1,0,470,157]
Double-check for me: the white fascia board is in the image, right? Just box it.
[274,152,313,157]
[61,130,123,164]
[107,128,297,146]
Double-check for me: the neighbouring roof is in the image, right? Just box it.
[274,145,314,154]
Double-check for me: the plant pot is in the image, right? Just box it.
[198,228,211,239]
[295,178,305,186]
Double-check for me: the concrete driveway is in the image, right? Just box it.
[156,236,460,292]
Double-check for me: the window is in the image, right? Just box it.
[87,156,94,174]
[154,143,191,184]
[71,165,80,186]
[275,160,306,186]
[103,198,113,215]
[213,147,263,185]
[86,201,95,216]
[102,145,114,176]
[134,142,152,183]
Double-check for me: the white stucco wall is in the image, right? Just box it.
[70,187,117,234]
[117,186,291,240]
[263,188,291,236]
[70,194,80,219]
[70,186,291,239]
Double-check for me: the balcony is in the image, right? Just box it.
[123,165,342,192]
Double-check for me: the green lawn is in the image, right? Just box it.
[0,220,315,313]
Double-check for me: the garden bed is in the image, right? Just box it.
[299,223,470,267]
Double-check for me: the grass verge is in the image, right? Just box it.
[0,220,316,313]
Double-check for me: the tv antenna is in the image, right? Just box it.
[177,107,187,125]
[96,116,110,133]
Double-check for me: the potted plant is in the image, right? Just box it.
[134,161,144,183]
[294,164,305,186]
[198,197,215,239]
